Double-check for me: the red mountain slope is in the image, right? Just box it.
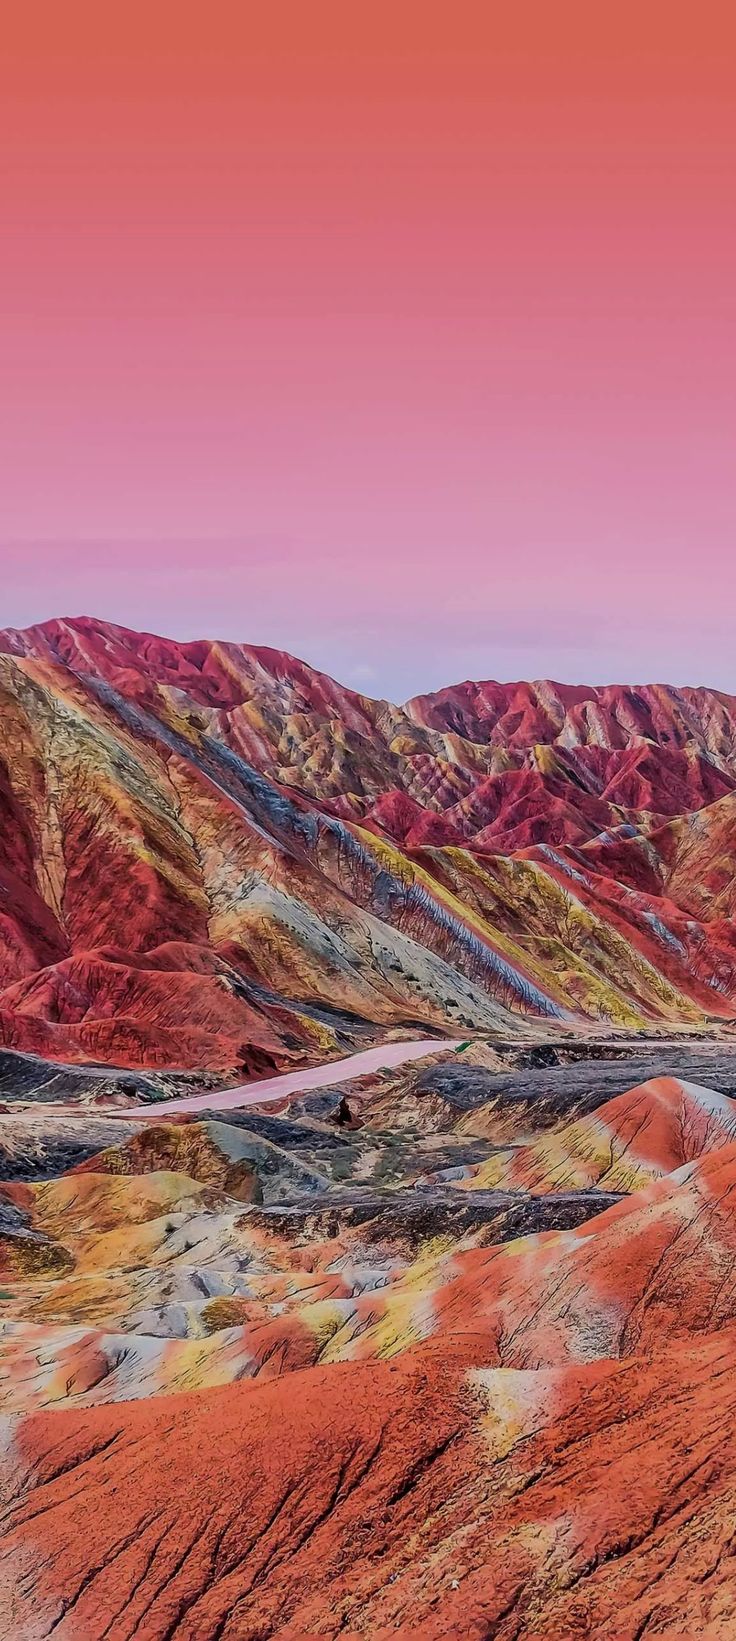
[2,615,736,1073]
[454,1074,736,1192]
[4,1056,736,1634]
[6,619,736,1637]
[2,1301,736,1637]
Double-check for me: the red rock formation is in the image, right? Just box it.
[456,1074,736,1193]
[5,1054,736,1633]
[3,615,736,1069]
[3,1325,736,1639]
[7,619,736,1634]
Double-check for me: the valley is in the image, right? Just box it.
[3,620,736,1636]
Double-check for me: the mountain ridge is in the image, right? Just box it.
[2,613,736,1079]
[5,617,736,1635]
[6,609,736,711]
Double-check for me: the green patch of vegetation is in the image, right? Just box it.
[373,1148,403,1184]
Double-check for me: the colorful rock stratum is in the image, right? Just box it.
[3,616,736,1636]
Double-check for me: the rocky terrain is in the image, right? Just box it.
[4,621,736,1635]
[3,1035,736,1634]
[3,617,736,1080]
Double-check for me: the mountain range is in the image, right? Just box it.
[2,614,736,1083]
[4,618,736,1636]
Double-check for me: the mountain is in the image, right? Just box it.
[5,1062,736,1636]
[7,616,736,1633]
[445,1074,736,1192]
[2,615,736,1082]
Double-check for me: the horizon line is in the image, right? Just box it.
[3,611,735,709]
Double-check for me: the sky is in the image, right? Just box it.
[1,3,735,700]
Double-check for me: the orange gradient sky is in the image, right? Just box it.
[1,3,735,696]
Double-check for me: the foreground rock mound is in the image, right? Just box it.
[3,1326,736,1639]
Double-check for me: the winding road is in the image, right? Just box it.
[152,1037,461,1116]
[23,1038,463,1120]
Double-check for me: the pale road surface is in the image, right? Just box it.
[150,1037,462,1116]
[35,1037,462,1120]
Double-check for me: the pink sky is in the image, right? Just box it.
[1,5,735,699]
